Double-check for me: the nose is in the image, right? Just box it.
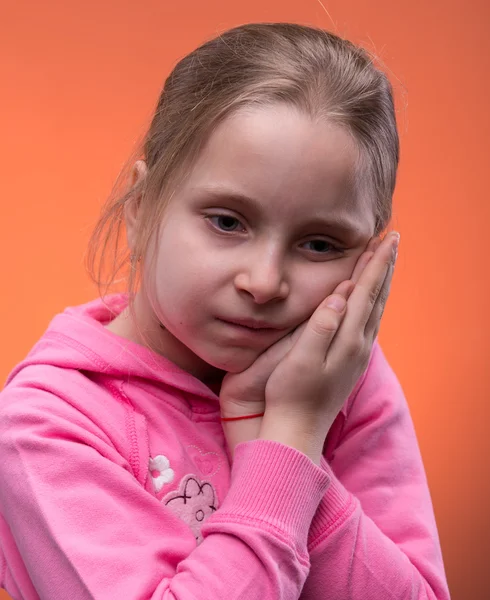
[233,247,290,304]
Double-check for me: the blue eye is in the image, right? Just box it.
[302,240,338,254]
[208,215,244,232]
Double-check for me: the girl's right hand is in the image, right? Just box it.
[259,231,399,464]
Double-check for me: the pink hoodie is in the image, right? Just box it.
[0,294,450,599]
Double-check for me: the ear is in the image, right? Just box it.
[124,160,148,253]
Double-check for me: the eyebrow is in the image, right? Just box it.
[196,185,362,240]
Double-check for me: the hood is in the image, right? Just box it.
[5,294,219,405]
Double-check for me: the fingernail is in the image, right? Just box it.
[326,295,346,313]
[391,232,400,261]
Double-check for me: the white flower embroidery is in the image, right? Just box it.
[149,454,175,492]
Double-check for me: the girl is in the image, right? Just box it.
[0,23,450,600]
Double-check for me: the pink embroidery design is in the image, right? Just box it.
[186,445,222,477]
[163,474,218,544]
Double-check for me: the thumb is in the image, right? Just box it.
[291,293,347,363]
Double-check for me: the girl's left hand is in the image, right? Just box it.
[219,236,382,453]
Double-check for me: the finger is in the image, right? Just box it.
[365,254,396,341]
[334,279,356,299]
[350,251,374,284]
[287,279,355,346]
[340,232,399,335]
[289,293,347,365]
[350,236,382,283]
[367,236,383,252]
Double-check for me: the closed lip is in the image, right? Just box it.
[218,316,281,330]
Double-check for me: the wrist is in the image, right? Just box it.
[258,409,328,466]
[220,407,263,460]
[219,396,265,420]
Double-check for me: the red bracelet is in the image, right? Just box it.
[220,412,265,422]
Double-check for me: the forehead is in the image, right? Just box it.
[181,104,375,235]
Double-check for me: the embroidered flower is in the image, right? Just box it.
[149,454,175,493]
[163,475,218,544]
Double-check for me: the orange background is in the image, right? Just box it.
[1,1,489,599]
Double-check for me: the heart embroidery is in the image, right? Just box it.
[149,454,175,493]
[187,445,222,477]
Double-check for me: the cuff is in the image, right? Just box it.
[307,456,356,547]
[213,439,331,540]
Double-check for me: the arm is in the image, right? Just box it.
[301,342,450,599]
[222,342,450,599]
[221,234,450,597]
[0,386,329,600]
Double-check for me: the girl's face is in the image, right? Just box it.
[133,104,376,381]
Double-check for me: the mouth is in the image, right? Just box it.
[217,317,280,333]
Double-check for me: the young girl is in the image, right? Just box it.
[0,23,450,600]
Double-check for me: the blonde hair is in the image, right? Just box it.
[86,22,399,301]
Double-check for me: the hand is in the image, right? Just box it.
[219,235,385,422]
[219,279,355,420]
[262,232,399,438]
[219,279,356,459]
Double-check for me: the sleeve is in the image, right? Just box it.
[0,385,330,600]
[300,342,451,600]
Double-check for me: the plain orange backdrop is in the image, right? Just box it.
[1,1,489,599]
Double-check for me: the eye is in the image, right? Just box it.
[302,239,340,254]
[207,214,245,233]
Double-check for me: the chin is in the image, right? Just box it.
[201,347,259,374]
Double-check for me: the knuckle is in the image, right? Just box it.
[376,292,390,321]
[312,315,339,336]
[376,299,387,319]
[378,284,391,307]
[344,334,364,359]
[368,282,382,307]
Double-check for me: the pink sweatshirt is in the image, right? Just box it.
[0,294,450,600]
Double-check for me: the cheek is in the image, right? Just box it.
[295,261,357,314]
[147,258,221,333]
[150,233,204,293]
[157,227,224,289]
